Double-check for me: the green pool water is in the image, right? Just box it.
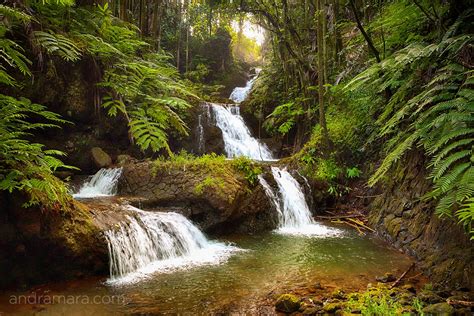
[0,227,413,315]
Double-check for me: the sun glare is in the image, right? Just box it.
[232,20,265,46]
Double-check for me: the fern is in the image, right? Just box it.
[34,31,82,62]
[354,20,474,237]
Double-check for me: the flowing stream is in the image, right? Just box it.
[208,71,274,161]
[73,168,122,199]
[105,206,239,284]
[210,103,274,160]
[259,167,342,236]
[0,231,413,315]
[7,76,417,315]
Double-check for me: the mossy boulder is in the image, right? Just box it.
[376,273,396,283]
[275,294,301,313]
[118,160,278,233]
[331,288,346,299]
[91,147,112,168]
[323,301,344,313]
[418,290,443,304]
[422,302,455,315]
[0,193,109,289]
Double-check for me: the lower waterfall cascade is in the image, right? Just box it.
[260,167,342,237]
[105,206,240,284]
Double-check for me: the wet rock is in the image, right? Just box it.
[376,273,396,283]
[116,154,132,165]
[401,284,416,293]
[422,302,455,315]
[118,160,277,233]
[331,288,346,299]
[91,147,112,168]
[275,294,301,313]
[368,153,474,290]
[323,301,344,313]
[418,290,443,304]
[301,306,322,315]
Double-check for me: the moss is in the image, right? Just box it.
[275,294,301,313]
[323,301,344,313]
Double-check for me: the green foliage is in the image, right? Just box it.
[346,167,362,179]
[0,95,74,207]
[232,156,262,186]
[34,31,82,62]
[346,12,474,236]
[265,101,304,135]
[345,288,424,316]
[0,5,73,208]
[194,176,225,195]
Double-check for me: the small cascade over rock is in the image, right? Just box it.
[210,103,274,160]
[229,73,258,103]
[73,168,122,199]
[105,206,240,284]
[259,167,342,236]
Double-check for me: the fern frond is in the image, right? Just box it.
[34,31,82,62]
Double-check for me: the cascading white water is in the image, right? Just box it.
[73,168,123,199]
[197,113,205,153]
[229,75,258,103]
[105,206,240,284]
[259,167,342,236]
[211,103,274,160]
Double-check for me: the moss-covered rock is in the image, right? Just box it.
[275,294,301,313]
[118,159,278,233]
[368,152,474,289]
[418,290,443,304]
[0,193,109,289]
[422,302,455,315]
[323,301,344,313]
[91,147,112,168]
[331,288,346,299]
[376,272,396,283]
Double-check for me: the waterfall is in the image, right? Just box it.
[210,103,274,160]
[73,168,122,199]
[259,167,342,236]
[105,206,239,284]
[229,75,257,103]
[197,113,205,153]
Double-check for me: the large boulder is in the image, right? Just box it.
[118,160,278,233]
[0,192,110,289]
[91,147,112,168]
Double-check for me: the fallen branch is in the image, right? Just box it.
[447,299,474,307]
[390,263,415,289]
[347,218,375,232]
[315,214,361,220]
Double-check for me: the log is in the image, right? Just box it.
[447,299,474,307]
[390,263,415,289]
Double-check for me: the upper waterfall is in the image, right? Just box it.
[210,104,274,160]
[209,69,274,161]
[260,167,342,237]
[229,74,258,103]
[73,168,122,199]
[105,206,240,284]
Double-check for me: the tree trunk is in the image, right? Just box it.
[316,0,329,144]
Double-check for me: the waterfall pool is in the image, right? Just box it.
[0,228,413,315]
